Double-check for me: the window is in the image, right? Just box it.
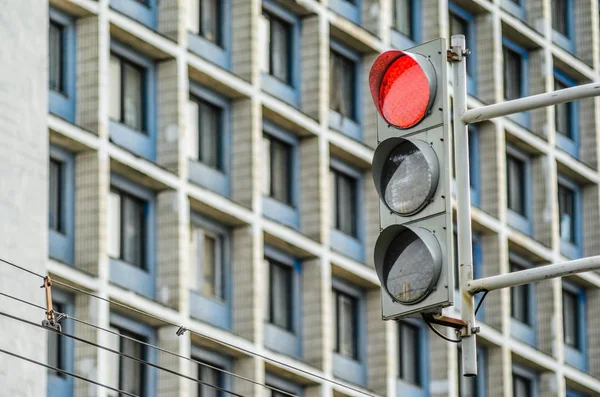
[49,8,76,122]
[190,0,222,45]
[109,0,157,28]
[47,302,65,374]
[110,54,145,132]
[49,146,75,265]
[398,321,420,386]
[392,0,413,39]
[190,226,224,299]
[510,262,530,324]
[109,175,156,299]
[187,0,231,68]
[558,178,581,258]
[263,135,292,205]
[196,364,223,397]
[329,0,361,24]
[332,288,358,359]
[191,347,232,397]
[266,257,293,330]
[552,0,575,51]
[555,79,571,136]
[261,11,291,85]
[265,374,302,397]
[449,4,476,94]
[109,189,146,269]
[47,291,74,397]
[512,374,532,397]
[188,84,231,197]
[330,168,357,237]
[563,282,587,370]
[554,70,579,157]
[330,50,356,121]
[510,254,536,345]
[506,147,532,235]
[563,288,580,348]
[501,0,526,20]
[503,39,530,128]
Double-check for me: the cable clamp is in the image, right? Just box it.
[176,326,187,336]
[40,275,62,332]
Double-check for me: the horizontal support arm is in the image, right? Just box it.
[462,82,600,124]
[467,255,600,294]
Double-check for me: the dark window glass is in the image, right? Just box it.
[513,374,532,397]
[329,51,356,120]
[117,328,147,396]
[199,0,221,45]
[47,302,65,376]
[458,347,477,397]
[267,258,293,330]
[506,154,526,216]
[332,289,358,359]
[563,288,580,348]
[110,55,146,132]
[503,46,522,101]
[49,21,64,93]
[330,168,357,237]
[554,78,572,138]
[263,135,292,204]
[49,159,63,232]
[392,0,413,38]
[196,98,221,169]
[112,189,146,269]
[558,184,576,243]
[269,387,295,397]
[202,233,223,298]
[263,12,291,84]
[398,321,420,386]
[510,262,531,324]
[197,361,223,397]
[552,0,568,35]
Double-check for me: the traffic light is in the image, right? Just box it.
[370,38,453,319]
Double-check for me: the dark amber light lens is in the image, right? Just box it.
[379,55,431,129]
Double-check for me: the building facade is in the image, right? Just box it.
[2,0,600,396]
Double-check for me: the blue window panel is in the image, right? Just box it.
[390,0,421,50]
[187,0,231,69]
[509,253,537,346]
[109,312,157,397]
[264,246,303,358]
[188,82,231,197]
[396,318,429,397]
[47,289,74,397]
[554,69,579,158]
[110,0,157,29]
[501,0,526,20]
[266,373,303,397]
[551,0,575,52]
[567,389,588,397]
[506,145,533,236]
[453,233,484,320]
[512,365,539,397]
[109,174,156,299]
[191,346,233,394]
[330,158,365,263]
[558,176,582,259]
[332,278,367,387]
[502,38,531,129]
[469,126,481,206]
[329,41,362,141]
[261,1,301,107]
[329,0,361,24]
[110,41,157,161]
[562,281,587,371]
[189,213,232,330]
[262,120,300,229]
[449,3,477,96]
[49,8,76,123]
[49,145,75,265]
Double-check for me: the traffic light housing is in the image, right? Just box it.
[370,38,453,319]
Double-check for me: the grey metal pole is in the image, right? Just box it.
[467,254,600,294]
[451,34,477,377]
[462,81,600,124]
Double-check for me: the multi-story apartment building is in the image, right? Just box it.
[2,0,600,396]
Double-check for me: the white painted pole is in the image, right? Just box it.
[451,34,477,377]
[467,255,600,294]
[462,81,600,124]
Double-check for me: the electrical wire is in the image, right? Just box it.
[0,291,297,397]
[0,257,45,279]
[0,347,139,397]
[421,314,462,343]
[0,309,246,397]
[474,291,489,315]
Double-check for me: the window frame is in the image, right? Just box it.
[260,0,301,107]
[109,174,156,299]
[562,280,587,371]
[265,373,303,397]
[48,145,75,265]
[329,41,362,141]
[263,246,302,358]
[47,289,74,397]
[109,0,157,29]
[551,0,575,52]
[501,0,526,20]
[187,0,232,69]
[512,365,539,397]
[509,253,537,346]
[190,345,233,397]
[553,69,579,158]
[396,318,430,397]
[109,41,157,161]
[188,82,232,197]
[557,175,582,259]
[109,312,157,397]
[502,38,531,128]
[49,8,76,123]
[390,0,422,50]
[262,120,300,229]
[331,278,367,387]
[506,145,533,236]
[329,0,362,24]
[329,158,365,263]
[189,212,232,330]
[448,3,477,96]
